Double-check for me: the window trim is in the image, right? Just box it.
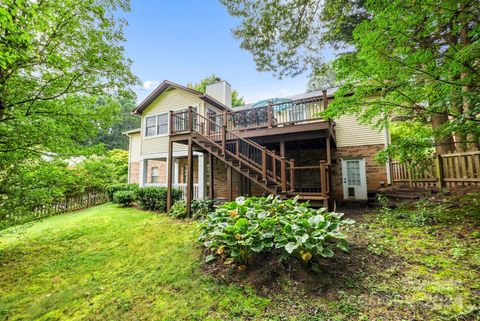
[144,112,169,138]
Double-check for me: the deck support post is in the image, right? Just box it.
[279,140,285,158]
[326,135,332,208]
[209,153,214,199]
[227,166,233,201]
[167,139,174,212]
[186,138,193,218]
[320,160,328,208]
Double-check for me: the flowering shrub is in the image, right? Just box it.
[198,195,354,269]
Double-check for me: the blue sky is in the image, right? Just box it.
[123,0,312,104]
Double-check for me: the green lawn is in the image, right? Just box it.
[0,198,479,320]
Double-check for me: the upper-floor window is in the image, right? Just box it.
[145,113,168,137]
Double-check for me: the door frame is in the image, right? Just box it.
[341,158,368,200]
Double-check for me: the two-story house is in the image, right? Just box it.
[125,80,390,213]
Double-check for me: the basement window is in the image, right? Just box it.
[151,167,159,183]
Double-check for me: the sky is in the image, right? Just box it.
[123,0,312,104]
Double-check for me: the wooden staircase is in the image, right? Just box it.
[169,107,330,208]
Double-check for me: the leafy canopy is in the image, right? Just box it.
[187,74,245,107]
[327,0,480,153]
[220,0,367,77]
[0,0,138,221]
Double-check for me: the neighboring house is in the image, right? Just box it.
[125,80,390,210]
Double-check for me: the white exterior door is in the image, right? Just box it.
[341,159,367,200]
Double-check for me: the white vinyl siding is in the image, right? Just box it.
[140,88,205,155]
[335,115,385,147]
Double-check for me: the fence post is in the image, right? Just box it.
[281,157,287,193]
[320,160,327,199]
[435,154,444,189]
[290,159,295,192]
[261,147,267,181]
[407,162,413,187]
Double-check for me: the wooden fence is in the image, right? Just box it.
[391,150,480,189]
[33,192,108,218]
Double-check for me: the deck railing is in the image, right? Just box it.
[227,95,326,131]
[287,161,330,198]
[183,93,328,133]
[170,108,331,198]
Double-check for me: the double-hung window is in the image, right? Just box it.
[145,113,168,137]
[151,167,159,183]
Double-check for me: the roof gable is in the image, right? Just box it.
[133,80,231,115]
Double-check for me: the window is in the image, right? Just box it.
[151,167,159,183]
[145,113,168,137]
[157,113,168,135]
[145,116,156,137]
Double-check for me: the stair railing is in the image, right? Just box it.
[172,107,292,192]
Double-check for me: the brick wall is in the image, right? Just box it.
[127,160,167,184]
[129,162,140,184]
[177,157,199,184]
[330,144,387,201]
[211,158,240,199]
[146,160,167,184]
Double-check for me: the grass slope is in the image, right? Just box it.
[0,197,479,320]
[0,204,267,321]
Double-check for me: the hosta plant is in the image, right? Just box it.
[198,195,354,269]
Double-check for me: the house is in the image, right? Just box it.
[125,80,390,214]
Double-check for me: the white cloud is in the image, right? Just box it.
[142,80,161,90]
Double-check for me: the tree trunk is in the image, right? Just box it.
[431,113,455,154]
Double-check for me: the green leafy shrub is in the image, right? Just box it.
[106,183,139,200]
[170,200,187,218]
[135,187,182,212]
[198,195,354,268]
[113,190,136,207]
[192,197,215,219]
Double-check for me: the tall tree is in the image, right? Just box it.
[89,97,140,150]
[0,0,137,214]
[187,74,245,107]
[327,0,480,154]
[307,63,340,92]
[220,0,368,77]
